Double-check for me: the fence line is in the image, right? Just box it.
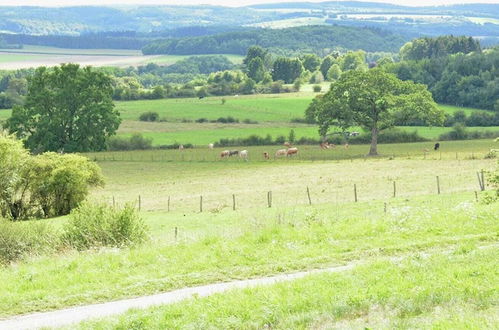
[107,172,488,214]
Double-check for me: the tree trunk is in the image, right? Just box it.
[369,126,378,156]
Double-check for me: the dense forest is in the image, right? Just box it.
[142,25,407,56]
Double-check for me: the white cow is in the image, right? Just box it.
[208,143,214,149]
[239,150,248,161]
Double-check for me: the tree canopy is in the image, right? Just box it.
[5,64,121,153]
[306,69,444,155]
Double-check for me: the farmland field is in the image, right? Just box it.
[0,146,498,321]
[0,46,243,69]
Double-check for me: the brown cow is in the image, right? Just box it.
[263,152,270,159]
[275,149,287,157]
[286,147,298,157]
[221,150,230,158]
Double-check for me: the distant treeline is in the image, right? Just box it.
[400,35,481,61]
[384,46,499,110]
[142,25,408,56]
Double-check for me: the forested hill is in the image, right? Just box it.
[142,25,408,56]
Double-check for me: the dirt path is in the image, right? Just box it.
[0,263,356,330]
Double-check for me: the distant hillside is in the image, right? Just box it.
[0,2,497,38]
[142,25,408,56]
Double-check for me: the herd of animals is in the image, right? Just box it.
[174,141,449,161]
[174,140,499,160]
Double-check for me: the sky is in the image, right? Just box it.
[0,0,498,7]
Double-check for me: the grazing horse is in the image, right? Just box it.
[434,143,440,151]
[286,147,298,157]
[221,150,230,158]
[275,149,287,157]
[263,152,270,160]
[239,150,248,161]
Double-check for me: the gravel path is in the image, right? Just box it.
[0,263,356,330]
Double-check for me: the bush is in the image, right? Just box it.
[0,219,58,264]
[313,85,322,92]
[62,203,147,250]
[242,119,258,124]
[1,134,104,220]
[107,134,153,151]
[439,124,499,141]
[139,111,159,122]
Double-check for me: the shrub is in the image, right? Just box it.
[313,85,322,92]
[195,118,209,123]
[107,134,153,151]
[1,134,104,219]
[0,219,58,264]
[62,203,147,250]
[242,119,258,124]
[439,124,499,141]
[139,111,159,122]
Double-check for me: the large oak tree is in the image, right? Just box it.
[6,64,121,153]
[306,69,444,155]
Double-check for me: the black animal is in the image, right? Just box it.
[229,150,239,156]
[198,96,205,99]
[434,143,440,151]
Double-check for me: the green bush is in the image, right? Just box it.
[439,124,499,141]
[1,134,104,220]
[139,112,159,122]
[62,203,148,250]
[107,134,153,151]
[313,85,322,92]
[0,219,58,264]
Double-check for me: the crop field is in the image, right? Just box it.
[0,46,243,69]
[0,148,498,324]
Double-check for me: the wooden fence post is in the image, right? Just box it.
[167,196,170,212]
[267,191,272,208]
[174,227,178,241]
[199,195,203,212]
[436,176,441,194]
[306,186,312,205]
[354,184,358,202]
[138,195,141,211]
[393,181,396,198]
[477,171,485,191]
[475,191,479,202]
[232,194,236,211]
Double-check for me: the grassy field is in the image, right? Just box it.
[147,54,244,65]
[86,142,497,213]
[74,245,499,329]
[1,191,497,317]
[115,94,487,123]
[117,123,499,145]
[0,139,497,322]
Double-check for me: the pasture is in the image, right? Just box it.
[0,148,497,320]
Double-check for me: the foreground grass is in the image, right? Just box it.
[0,194,497,317]
[73,246,499,329]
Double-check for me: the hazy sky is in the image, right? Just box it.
[0,0,498,7]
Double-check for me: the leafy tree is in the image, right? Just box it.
[0,133,30,219]
[300,54,321,72]
[6,64,120,153]
[327,64,342,81]
[339,50,367,72]
[319,55,335,78]
[247,57,265,82]
[272,58,303,84]
[306,69,444,156]
[400,35,481,61]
